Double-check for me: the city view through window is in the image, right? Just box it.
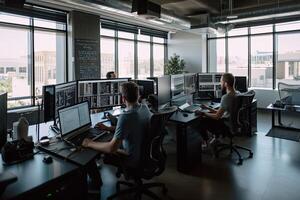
[100,29,166,80]
[0,13,66,108]
[209,22,300,88]
[1,19,166,109]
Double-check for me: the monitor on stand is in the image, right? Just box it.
[171,74,185,99]
[43,81,77,134]
[184,73,197,94]
[235,76,248,93]
[135,80,155,100]
[0,93,7,149]
[77,78,130,109]
[157,75,171,108]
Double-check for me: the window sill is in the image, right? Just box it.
[8,106,39,114]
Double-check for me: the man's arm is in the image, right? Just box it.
[83,137,122,154]
[203,108,225,120]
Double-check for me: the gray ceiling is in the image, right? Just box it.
[85,0,300,28]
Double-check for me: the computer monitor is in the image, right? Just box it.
[157,75,171,106]
[235,76,248,93]
[135,80,155,99]
[0,93,7,149]
[58,101,91,137]
[184,73,197,94]
[171,74,185,99]
[198,73,214,83]
[77,78,129,109]
[43,81,77,123]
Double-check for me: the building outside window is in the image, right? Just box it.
[100,27,167,79]
[0,9,67,108]
[208,20,300,89]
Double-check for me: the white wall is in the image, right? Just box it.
[168,31,206,73]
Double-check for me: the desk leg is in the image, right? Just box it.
[272,110,275,128]
[278,110,283,126]
[176,124,188,173]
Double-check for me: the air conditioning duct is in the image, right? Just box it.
[131,0,161,20]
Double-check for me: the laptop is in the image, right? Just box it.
[179,103,202,113]
[58,101,108,147]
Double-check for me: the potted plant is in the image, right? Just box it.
[165,54,186,75]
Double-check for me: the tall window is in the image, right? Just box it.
[100,29,115,78]
[138,35,150,79]
[228,37,248,77]
[99,27,167,79]
[34,30,66,96]
[251,35,273,88]
[276,33,300,85]
[0,26,31,108]
[208,39,225,72]
[118,31,135,78]
[0,11,67,108]
[208,21,300,89]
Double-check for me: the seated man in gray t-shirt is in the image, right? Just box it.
[82,82,152,168]
[195,73,238,143]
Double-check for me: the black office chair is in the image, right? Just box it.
[214,90,255,165]
[107,106,177,200]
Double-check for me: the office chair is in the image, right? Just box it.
[214,90,255,165]
[107,106,177,200]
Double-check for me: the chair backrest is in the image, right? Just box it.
[278,82,300,105]
[141,106,177,179]
[228,90,255,134]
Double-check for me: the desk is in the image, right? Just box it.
[0,153,86,200]
[29,112,113,167]
[169,111,202,173]
[267,104,300,130]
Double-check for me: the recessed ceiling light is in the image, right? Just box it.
[227,15,238,19]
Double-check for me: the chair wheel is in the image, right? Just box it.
[237,159,243,165]
[162,187,168,195]
[249,152,253,158]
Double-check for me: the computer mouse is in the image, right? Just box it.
[40,136,50,146]
[183,113,188,117]
[43,155,53,164]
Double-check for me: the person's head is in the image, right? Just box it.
[106,71,116,79]
[221,73,235,91]
[121,82,139,106]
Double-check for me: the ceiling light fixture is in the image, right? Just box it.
[226,0,238,20]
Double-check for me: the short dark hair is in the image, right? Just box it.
[222,73,235,87]
[106,71,115,79]
[121,82,139,103]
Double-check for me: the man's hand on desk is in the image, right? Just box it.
[95,122,116,132]
[82,138,92,148]
[195,110,205,117]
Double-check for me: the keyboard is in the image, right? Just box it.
[180,104,201,113]
[69,129,108,147]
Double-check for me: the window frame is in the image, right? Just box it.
[0,9,68,109]
[207,20,300,90]
[100,27,167,79]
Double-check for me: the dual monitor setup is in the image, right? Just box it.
[42,78,130,130]
[42,73,247,130]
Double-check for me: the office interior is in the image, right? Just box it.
[1,0,300,200]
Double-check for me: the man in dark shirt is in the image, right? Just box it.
[196,73,238,144]
[82,82,152,168]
